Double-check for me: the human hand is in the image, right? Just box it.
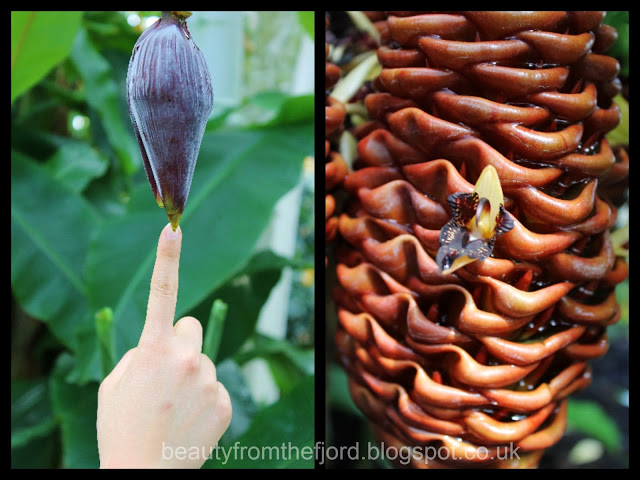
[97,224,232,468]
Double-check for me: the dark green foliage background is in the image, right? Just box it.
[11,11,314,468]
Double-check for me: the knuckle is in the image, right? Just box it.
[151,279,177,299]
[216,383,233,425]
[202,379,218,397]
[177,350,201,374]
[200,353,216,376]
[200,356,219,395]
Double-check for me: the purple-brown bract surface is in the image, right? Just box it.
[127,11,213,230]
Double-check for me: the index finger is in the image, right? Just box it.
[139,223,182,345]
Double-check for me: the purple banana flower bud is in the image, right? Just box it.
[127,11,213,230]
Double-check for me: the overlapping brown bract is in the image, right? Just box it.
[326,15,349,252]
[331,11,628,468]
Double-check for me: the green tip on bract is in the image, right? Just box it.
[162,196,181,230]
[154,190,164,208]
[168,211,182,231]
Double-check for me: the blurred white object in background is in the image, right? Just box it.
[190,11,314,406]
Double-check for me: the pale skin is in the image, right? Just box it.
[97,224,232,468]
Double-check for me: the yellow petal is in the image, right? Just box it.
[472,165,504,233]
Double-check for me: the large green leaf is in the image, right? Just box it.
[235,333,314,395]
[82,11,140,54]
[215,359,259,447]
[204,251,289,361]
[67,323,102,384]
[603,11,629,78]
[297,12,314,39]
[235,333,314,374]
[567,399,622,452]
[11,11,83,103]
[220,92,314,130]
[11,431,59,469]
[11,153,101,352]
[11,378,57,449]
[50,353,100,468]
[267,94,314,127]
[328,363,363,418]
[205,374,314,468]
[84,121,313,364]
[70,27,139,175]
[44,141,109,194]
[606,94,629,146]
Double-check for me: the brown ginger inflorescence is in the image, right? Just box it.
[331,11,628,468]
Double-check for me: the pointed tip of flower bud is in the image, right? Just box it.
[162,195,183,230]
[168,211,182,231]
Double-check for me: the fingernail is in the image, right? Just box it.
[165,224,180,240]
